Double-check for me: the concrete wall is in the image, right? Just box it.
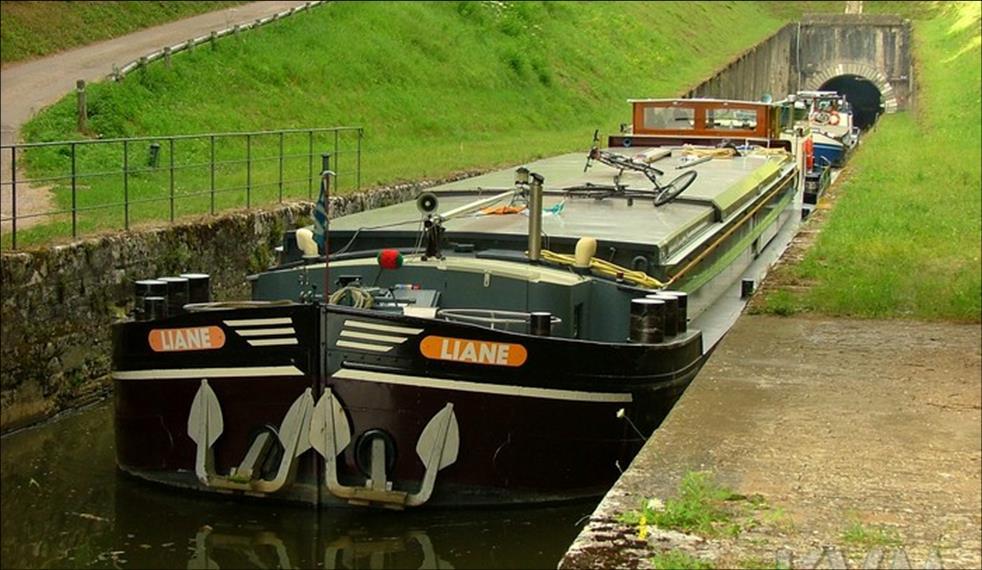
[685,25,797,103]
[685,15,912,112]
[0,179,465,432]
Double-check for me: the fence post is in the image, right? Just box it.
[71,142,77,238]
[307,130,314,200]
[210,30,217,50]
[334,129,339,191]
[164,46,172,69]
[123,140,129,230]
[246,134,252,209]
[169,138,175,222]
[278,131,284,203]
[11,147,16,250]
[210,135,216,215]
[76,80,87,132]
[356,128,362,192]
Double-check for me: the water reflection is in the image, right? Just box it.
[1,402,591,569]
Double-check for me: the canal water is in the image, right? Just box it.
[0,401,593,569]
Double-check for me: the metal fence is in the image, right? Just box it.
[0,127,362,250]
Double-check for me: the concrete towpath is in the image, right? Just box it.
[560,315,981,569]
[0,1,312,235]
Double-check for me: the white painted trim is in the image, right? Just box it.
[343,320,423,335]
[336,340,394,353]
[112,365,305,380]
[224,317,293,327]
[247,338,299,347]
[332,368,634,403]
[236,327,296,337]
[340,330,408,343]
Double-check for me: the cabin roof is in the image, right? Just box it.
[626,98,773,107]
[329,148,792,264]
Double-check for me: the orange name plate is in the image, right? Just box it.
[149,326,226,352]
[419,335,527,367]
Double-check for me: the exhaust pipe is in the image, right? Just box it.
[528,172,544,263]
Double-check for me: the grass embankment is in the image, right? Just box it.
[14,1,796,247]
[0,1,246,65]
[756,2,981,322]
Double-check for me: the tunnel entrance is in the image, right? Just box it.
[820,75,883,130]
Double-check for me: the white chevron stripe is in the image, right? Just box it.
[344,319,423,335]
[236,327,296,337]
[224,317,293,327]
[247,338,299,347]
[336,339,393,353]
[340,330,408,344]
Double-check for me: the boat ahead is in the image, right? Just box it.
[794,90,860,167]
[113,98,804,508]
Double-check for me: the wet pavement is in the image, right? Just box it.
[1,401,592,569]
[560,315,982,569]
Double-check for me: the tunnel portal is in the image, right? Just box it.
[820,74,884,129]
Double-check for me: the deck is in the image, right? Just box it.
[330,148,793,264]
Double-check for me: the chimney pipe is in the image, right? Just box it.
[527,172,544,263]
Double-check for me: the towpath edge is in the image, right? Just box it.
[560,314,981,569]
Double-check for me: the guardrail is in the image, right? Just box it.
[0,126,362,250]
[109,1,325,82]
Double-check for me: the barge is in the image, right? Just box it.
[113,98,807,508]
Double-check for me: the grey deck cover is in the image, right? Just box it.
[330,148,788,260]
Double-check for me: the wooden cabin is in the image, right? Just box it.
[608,98,791,150]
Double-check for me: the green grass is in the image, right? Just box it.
[12,1,801,248]
[652,550,715,570]
[756,2,981,322]
[622,471,746,538]
[0,1,246,64]
[840,520,903,548]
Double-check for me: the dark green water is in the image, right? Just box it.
[0,401,592,569]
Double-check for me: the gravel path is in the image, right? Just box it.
[0,1,311,236]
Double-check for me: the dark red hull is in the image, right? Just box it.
[113,304,702,506]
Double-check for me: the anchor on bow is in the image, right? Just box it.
[187,379,314,494]
[310,388,460,509]
[187,381,459,507]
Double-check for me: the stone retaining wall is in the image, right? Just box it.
[0,177,469,432]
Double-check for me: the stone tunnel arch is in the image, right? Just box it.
[805,62,896,129]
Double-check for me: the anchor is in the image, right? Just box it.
[310,388,460,508]
[187,379,314,494]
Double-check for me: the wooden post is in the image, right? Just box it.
[164,46,172,68]
[76,79,87,132]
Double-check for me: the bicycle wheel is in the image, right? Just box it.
[653,170,698,206]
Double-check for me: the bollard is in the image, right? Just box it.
[148,143,161,168]
[76,80,87,132]
[210,30,217,50]
[529,312,552,336]
[164,46,172,68]
[112,64,121,81]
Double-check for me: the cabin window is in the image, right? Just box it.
[705,108,758,130]
[642,107,694,130]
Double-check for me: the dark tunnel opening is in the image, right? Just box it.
[820,75,884,130]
